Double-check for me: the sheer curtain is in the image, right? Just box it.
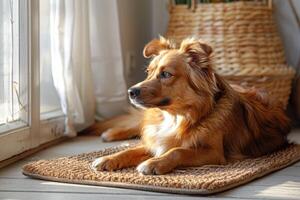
[49,0,127,136]
[88,0,128,120]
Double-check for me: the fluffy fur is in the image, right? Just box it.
[91,37,290,175]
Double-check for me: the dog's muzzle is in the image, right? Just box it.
[128,87,141,100]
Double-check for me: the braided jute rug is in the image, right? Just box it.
[22,143,300,195]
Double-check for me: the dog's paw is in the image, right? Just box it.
[91,156,120,171]
[100,129,115,142]
[136,159,172,175]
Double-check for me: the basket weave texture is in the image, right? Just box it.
[166,1,295,107]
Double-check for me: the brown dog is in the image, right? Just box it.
[91,37,290,175]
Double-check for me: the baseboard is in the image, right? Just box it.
[0,136,67,169]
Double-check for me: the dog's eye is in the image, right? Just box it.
[159,71,173,79]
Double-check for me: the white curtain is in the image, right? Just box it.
[49,0,127,136]
[88,0,128,120]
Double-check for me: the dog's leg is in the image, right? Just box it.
[137,147,226,175]
[85,108,143,141]
[92,145,151,171]
[101,126,139,142]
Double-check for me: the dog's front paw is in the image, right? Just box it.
[91,156,120,171]
[136,159,172,175]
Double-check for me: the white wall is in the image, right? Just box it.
[151,0,169,38]
[117,0,153,87]
[273,0,300,120]
[117,0,170,86]
[274,0,300,69]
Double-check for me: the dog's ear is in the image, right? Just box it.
[180,38,213,68]
[143,36,174,58]
[181,38,218,95]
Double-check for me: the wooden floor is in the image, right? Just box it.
[0,134,300,200]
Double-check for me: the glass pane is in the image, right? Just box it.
[40,1,63,120]
[0,0,28,132]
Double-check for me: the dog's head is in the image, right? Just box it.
[128,37,220,116]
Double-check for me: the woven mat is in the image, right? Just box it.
[22,143,300,195]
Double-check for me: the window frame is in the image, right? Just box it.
[0,0,65,162]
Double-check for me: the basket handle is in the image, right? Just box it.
[256,0,273,10]
[191,0,197,12]
[268,0,273,10]
[168,0,197,12]
[169,0,273,12]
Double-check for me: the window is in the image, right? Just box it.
[0,0,28,133]
[0,0,65,162]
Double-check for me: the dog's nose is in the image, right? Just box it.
[128,87,141,99]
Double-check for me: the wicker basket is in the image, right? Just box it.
[166,0,295,108]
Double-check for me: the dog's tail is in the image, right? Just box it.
[238,88,291,157]
[238,87,300,144]
[287,130,300,144]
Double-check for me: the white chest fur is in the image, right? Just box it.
[143,111,184,157]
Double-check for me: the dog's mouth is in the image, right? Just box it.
[129,99,150,109]
[129,97,171,109]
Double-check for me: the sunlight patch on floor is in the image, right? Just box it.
[255,181,300,199]
[41,181,121,190]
